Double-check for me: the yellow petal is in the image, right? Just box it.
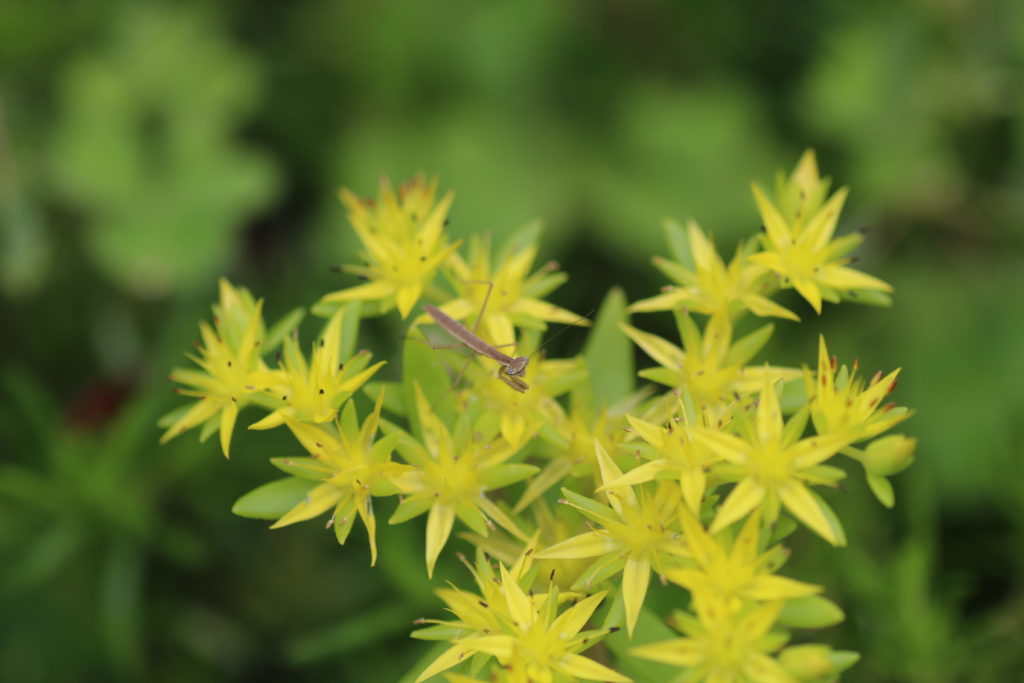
[159,397,219,444]
[500,411,526,448]
[777,483,840,545]
[338,360,387,392]
[679,468,706,513]
[417,190,454,253]
[690,428,748,465]
[549,590,606,639]
[627,289,692,314]
[534,531,619,560]
[595,442,636,509]
[710,478,766,534]
[751,184,791,249]
[499,242,538,284]
[499,562,534,627]
[454,634,514,660]
[598,460,670,491]
[625,415,665,449]
[319,280,394,304]
[478,496,530,542]
[631,638,704,667]
[791,276,823,314]
[514,297,591,326]
[817,264,893,293]
[756,374,783,445]
[619,323,686,371]
[687,220,722,273]
[356,496,378,566]
[484,313,516,351]
[219,401,239,458]
[425,502,456,578]
[802,187,848,250]
[247,409,287,431]
[676,508,715,567]
[622,555,651,636]
[790,433,851,469]
[396,283,424,319]
[271,482,342,528]
[730,508,762,564]
[414,643,467,683]
[792,149,820,194]
[558,653,632,683]
[744,293,800,321]
[745,574,821,601]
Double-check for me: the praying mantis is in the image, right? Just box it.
[423,302,531,392]
[419,279,590,394]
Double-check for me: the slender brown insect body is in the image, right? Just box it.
[423,304,530,392]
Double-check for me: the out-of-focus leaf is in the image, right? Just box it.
[588,82,782,259]
[264,307,306,353]
[0,104,50,296]
[604,600,677,683]
[582,287,633,410]
[285,601,418,662]
[100,540,143,676]
[5,521,83,590]
[496,219,543,265]
[338,300,362,362]
[401,326,458,434]
[663,218,692,269]
[48,5,279,298]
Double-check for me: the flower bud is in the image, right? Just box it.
[780,644,860,680]
[862,434,916,476]
[780,644,834,679]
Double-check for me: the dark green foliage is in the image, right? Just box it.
[1,0,1022,681]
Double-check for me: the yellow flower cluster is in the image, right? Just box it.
[162,154,913,682]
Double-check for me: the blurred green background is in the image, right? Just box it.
[2,1,1022,681]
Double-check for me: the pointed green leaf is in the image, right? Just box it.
[231,477,317,520]
[401,332,456,436]
[270,457,333,480]
[583,287,634,410]
[663,217,693,268]
[778,595,845,628]
[867,473,895,508]
[723,323,775,367]
[264,307,305,353]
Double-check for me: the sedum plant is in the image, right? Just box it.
[162,151,914,682]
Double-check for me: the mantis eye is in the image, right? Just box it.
[506,356,529,376]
